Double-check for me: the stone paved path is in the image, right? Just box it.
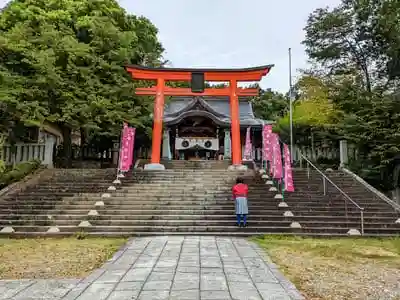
[1,236,304,300]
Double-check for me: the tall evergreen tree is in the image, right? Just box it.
[0,0,164,166]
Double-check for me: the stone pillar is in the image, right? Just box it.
[43,139,55,168]
[162,128,172,160]
[112,141,119,167]
[224,129,231,159]
[393,187,400,205]
[339,140,348,167]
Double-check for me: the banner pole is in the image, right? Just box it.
[116,123,127,179]
[116,129,123,179]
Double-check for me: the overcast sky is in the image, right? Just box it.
[0,0,341,92]
[121,0,341,92]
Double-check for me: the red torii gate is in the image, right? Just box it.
[125,65,273,169]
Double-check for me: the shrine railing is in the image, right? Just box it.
[1,142,53,167]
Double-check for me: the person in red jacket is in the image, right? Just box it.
[232,177,249,227]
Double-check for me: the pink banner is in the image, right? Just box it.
[262,125,273,162]
[243,127,253,160]
[271,133,283,179]
[119,123,134,172]
[127,127,136,169]
[284,144,294,192]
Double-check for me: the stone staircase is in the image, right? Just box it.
[0,162,294,236]
[1,160,399,237]
[160,159,231,169]
[0,169,117,235]
[280,169,400,236]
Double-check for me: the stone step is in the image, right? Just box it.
[31,183,236,188]
[1,225,399,235]
[2,200,393,209]
[1,214,397,222]
[296,187,368,192]
[0,225,296,233]
[3,231,400,238]
[131,170,238,173]
[0,199,395,212]
[3,195,385,203]
[122,177,239,180]
[37,176,115,181]
[4,196,392,205]
[6,192,380,200]
[70,221,396,229]
[4,209,395,217]
[2,219,399,229]
[0,208,393,217]
[1,209,397,219]
[0,219,292,226]
[287,188,372,194]
[6,193,369,200]
[14,186,236,193]
[0,202,392,210]
[290,187,372,193]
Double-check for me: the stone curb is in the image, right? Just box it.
[250,241,306,300]
[60,237,135,300]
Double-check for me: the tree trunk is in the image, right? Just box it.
[61,125,72,168]
[311,130,316,161]
[79,127,87,163]
[80,127,87,146]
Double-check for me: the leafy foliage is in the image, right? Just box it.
[0,159,41,189]
[0,135,5,174]
[301,0,400,190]
[0,0,164,166]
[274,75,340,147]
[252,88,288,121]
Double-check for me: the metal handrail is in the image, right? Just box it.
[341,167,400,212]
[299,152,365,235]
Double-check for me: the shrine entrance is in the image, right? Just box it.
[125,65,273,170]
[173,115,220,161]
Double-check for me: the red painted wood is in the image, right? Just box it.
[150,78,165,164]
[229,79,241,165]
[135,87,259,97]
[126,66,272,82]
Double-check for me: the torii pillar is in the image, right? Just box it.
[125,65,273,170]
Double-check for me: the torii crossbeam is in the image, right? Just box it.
[125,64,274,170]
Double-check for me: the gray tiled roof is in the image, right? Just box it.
[164,96,270,126]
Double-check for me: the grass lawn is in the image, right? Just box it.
[0,237,127,279]
[254,236,400,300]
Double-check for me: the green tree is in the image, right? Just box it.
[303,0,400,93]
[302,0,400,190]
[275,75,340,148]
[252,88,288,121]
[0,0,164,166]
[0,134,5,174]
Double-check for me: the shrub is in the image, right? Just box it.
[0,159,5,174]
[0,135,5,174]
[0,159,41,189]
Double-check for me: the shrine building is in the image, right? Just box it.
[161,96,273,161]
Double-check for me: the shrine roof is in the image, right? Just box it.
[125,65,274,81]
[164,96,273,127]
[125,64,274,73]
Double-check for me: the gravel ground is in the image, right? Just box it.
[255,237,400,300]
